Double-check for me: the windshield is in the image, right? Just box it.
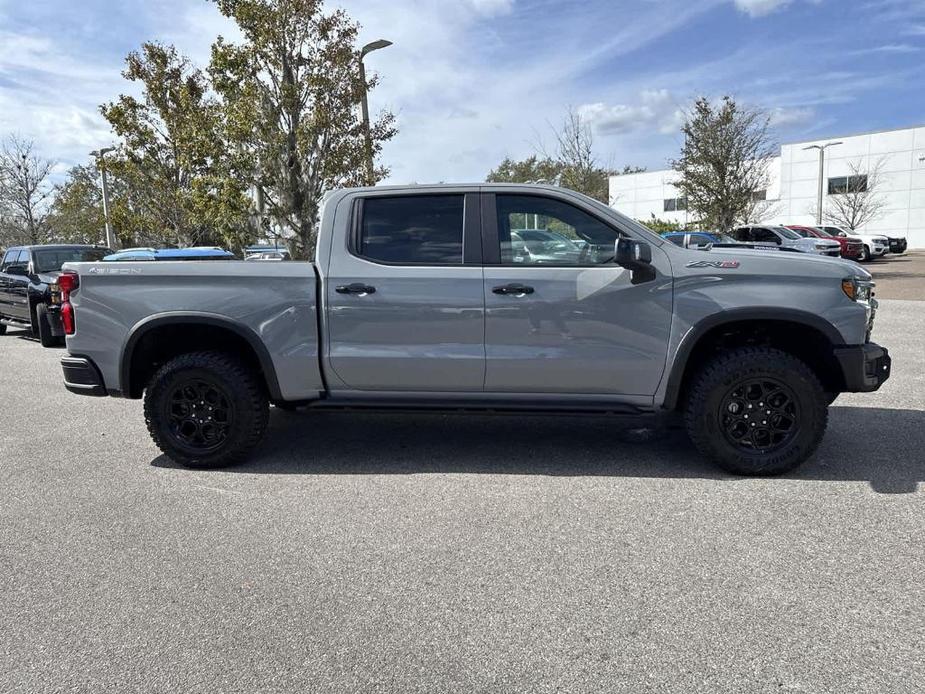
[34,248,110,273]
[787,227,813,238]
[814,227,836,238]
[774,227,802,240]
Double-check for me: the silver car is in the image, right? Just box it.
[732,226,842,257]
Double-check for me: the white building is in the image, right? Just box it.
[610,124,925,248]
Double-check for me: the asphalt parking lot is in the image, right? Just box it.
[2,284,924,692]
[867,250,925,300]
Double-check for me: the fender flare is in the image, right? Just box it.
[661,307,845,411]
[120,312,283,400]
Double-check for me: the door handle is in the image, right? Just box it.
[335,283,376,295]
[492,283,535,296]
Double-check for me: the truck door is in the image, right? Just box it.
[325,192,485,392]
[0,248,17,316]
[481,192,673,396]
[4,249,32,321]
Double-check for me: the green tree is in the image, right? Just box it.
[209,0,397,258]
[101,42,253,250]
[45,165,106,244]
[671,96,775,233]
[486,155,563,186]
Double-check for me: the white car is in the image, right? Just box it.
[816,225,888,261]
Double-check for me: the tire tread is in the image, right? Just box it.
[143,351,269,468]
[684,346,828,476]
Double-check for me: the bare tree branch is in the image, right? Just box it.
[0,135,55,245]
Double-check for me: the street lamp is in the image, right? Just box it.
[803,141,843,225]
[359,39,392,186]
[90,147,117,249]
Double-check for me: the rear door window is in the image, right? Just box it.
[750,228,779,244]
[358,195,464,264]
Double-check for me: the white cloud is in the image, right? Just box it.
[733,0,792,17]
[768,106,815,127]
[578,90,685,136]
[466,0,515,17]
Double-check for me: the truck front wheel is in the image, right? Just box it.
[143,351,269,469]
[684,347,828,476]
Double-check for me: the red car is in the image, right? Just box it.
[786,225,863,260]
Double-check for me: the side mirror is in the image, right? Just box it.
[615,238,655,285]
[6,264,27,276]
[615,238,652,268]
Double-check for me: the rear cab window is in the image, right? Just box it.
[356,195,465,265]
[33,248,110,273]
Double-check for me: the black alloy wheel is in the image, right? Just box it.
[164,378,235,453]
[719,377,799,454]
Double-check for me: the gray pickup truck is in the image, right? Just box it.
[59,184,891,475]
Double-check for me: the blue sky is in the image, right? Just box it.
[1,0,923,183]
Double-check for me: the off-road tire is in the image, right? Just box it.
[35,304,60,347]
[685,347,828,476]
[0,322,6,335]
[144,351,269,469]
[859,245,870,262]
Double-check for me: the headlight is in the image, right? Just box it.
[842,278,874,302]
[815,243,830,250]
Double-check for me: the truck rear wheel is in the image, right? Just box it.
[36,304,60,348]
[684,347,828,476]
[143,351,269,469]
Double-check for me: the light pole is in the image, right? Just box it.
[90,147,117,249]
[803,141,843,225]
[359,39,392,186]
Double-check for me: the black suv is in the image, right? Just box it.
[0,245,111,346]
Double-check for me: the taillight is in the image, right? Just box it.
[59,271,79,335]
[61,302,75,335]
[58,271,79,297]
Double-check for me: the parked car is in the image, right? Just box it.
[245,245,291,261]
[509,229,584,264]
[663,231,723,247]
[662,231,779,249]
[0,245,111,347]
[887,236,908,255]
[731,226,842,257]
[815,226,888,261]
[104,247,236,261]
[245,251,289,261]
[786,225,862,260]
[59,184,890,477]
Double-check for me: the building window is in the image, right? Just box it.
[751,189,767,201]
[663,197,688,212]
[828,175,868,195]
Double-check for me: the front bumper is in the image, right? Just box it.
[834,342,891,393]
[61,355,107,396]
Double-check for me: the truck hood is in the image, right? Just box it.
[702,245,872,281]
[37,270,63,285]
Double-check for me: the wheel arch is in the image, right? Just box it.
[662,308,846,412]
[120,313,282,401]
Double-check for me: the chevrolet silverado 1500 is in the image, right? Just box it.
[59,184,891,475]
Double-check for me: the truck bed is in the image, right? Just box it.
[62,260,324,401]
